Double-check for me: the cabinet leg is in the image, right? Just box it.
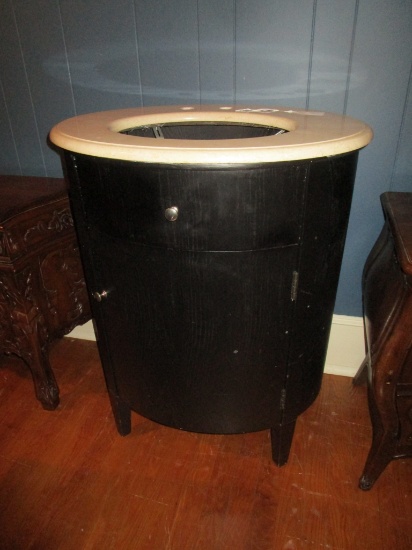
[13,313,59,410]
[359,451,393,491]
[1,269,60,410]
[25,348,60,411]
[270,421,296,466]
[358,389,397,490]
[108,391,132,436]
[359,422,395,490]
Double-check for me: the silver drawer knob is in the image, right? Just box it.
[93,290,108,302]
[164,206,179,222]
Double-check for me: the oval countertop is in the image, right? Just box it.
[50,105,373,164]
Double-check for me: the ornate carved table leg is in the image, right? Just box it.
[0,269,60,410]
[358,335,412,490]
[358,385,396,490]
[14,309,60,411]
[355,192,412,489]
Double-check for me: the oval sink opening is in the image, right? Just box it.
[120,122,288,140]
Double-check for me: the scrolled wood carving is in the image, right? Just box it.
[24,208,73,243]
[40,245,89,334]
[0,269,45,360]
[0,228,20,257]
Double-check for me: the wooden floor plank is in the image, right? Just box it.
[1,338,412,549]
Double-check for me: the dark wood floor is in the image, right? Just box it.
[1,338,411,549]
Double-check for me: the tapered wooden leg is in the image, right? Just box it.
[358,384,398,490]
[108,391,132,436]
[270,420,296,466]
[359,445,393,490]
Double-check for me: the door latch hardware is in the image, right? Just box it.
[93,290,108,302]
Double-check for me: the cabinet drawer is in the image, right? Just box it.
[72,157,307,252]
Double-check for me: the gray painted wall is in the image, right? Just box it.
[1,0,411,316]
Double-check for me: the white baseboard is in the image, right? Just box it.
[324,314,364,377]
[67,314,364,378]
[68,320,96,341]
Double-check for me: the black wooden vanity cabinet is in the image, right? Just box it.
[51,105,372,465]
[62,151,358,465]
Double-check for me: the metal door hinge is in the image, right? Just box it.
[291,271,299,301]
[280,388,287,410]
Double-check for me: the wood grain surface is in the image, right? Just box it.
[1,338,411,549]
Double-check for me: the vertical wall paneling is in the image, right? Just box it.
[334,0,412,315]
[235,0,315,106]
[305,0,318,110]
[0,76,20,174]
[133,0,200,106]
[308,0,359,113]
[58,0,143,114]
[1,0,412,316]
[12,0,78,176]
[0,1,46,175]
[197,0,235,104]
[390,63,412,192]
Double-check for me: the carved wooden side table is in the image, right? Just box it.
[0,175,91,409]
[354,192,412,489]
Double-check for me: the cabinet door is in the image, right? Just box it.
[283,153,359,422]
[89,229,297,433]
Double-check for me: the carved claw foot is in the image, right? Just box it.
[36,379,60,410]
[359,475,374,491]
